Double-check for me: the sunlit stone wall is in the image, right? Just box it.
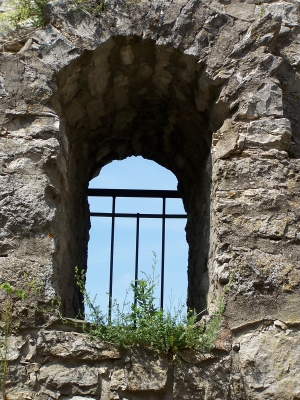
[0,0,300,398]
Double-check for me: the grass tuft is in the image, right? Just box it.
[74,254,231,356]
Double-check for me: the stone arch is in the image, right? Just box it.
[50,35,223,316]
[2,2,300,396]
[1,0,298,329]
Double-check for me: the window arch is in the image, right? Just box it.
[52,35,214,317]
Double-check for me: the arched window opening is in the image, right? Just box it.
[51,35,216,317]
[87,157,188,316]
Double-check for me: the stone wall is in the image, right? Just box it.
[0,0,300,398]
[2,320,232,399]
[3,318,300,399]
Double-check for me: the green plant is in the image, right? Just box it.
[0,283,27,397]
[0,0,48,29]
[23,273,42,297]
[0,277,65,396]
[21,272,62,319]
[0,0,105,32]
[255,0,265,16]
[74,0,105,14]
[200,273,234,349]
[75,255,231,356]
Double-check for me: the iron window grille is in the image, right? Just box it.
[88,188,187,318]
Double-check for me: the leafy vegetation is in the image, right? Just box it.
[75,256,230,356]
[255,0,265,16]
[0,0,48,29]
[74,0,105,15]
[0,0,105,31]
[0,282,26,398]
[0,276,63,396]
[0,259,231,398]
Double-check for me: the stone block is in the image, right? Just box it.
[37,330,121,360]
[246,117,291,151]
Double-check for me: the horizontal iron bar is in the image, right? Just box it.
[90,212,187,218]
[88,188,182,198]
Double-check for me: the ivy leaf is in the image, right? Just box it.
[15,289,27,299]
[0,282,13,294]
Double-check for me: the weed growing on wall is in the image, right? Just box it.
[0,0,48,29]
[255,0,265,16]
[75,258,231,356]
[0,283,26,398]
[0,277,63,396]
[74,0,105,15]
[0,0,105,31]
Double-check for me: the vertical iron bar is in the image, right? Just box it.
[160,197,166,310]
[134,213,140,307]
[108,196,116,320]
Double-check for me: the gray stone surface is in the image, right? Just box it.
[0,0,300,398]
[2,323,299,399]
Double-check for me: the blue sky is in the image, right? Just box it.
[87,156,188,316]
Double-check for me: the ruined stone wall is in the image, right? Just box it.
[0,0,300,398]
[3,320,233,399]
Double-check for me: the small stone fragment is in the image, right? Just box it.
[274,320,288,330]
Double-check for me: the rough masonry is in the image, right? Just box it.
[0,0,300,398]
